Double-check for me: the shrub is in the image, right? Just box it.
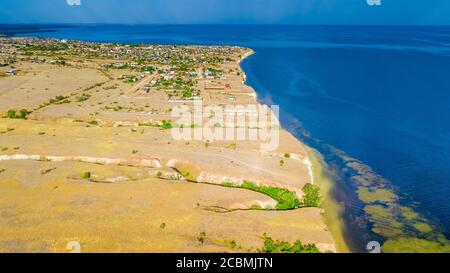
[81,172,91,179]
[19,109,29,119]
[260,234,320,253]
[5,110,16,118]
[302,183,321,207]
[159,120,172,130]
[197,232,206,245]
[227,240,237,249]
[222,181,301,210]
[4,109,29,119]
[241,181,300,210]
[141,66,155,73]
[222,182,235,187]
[76,94,91,102]
[227,143,237,150]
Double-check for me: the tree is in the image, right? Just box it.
[302,183,321,207]
[19,109,29,119]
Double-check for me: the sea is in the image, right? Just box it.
[1,24,450,252]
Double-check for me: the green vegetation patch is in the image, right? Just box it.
[412,222,433,234]
[222,182,235,188]
[364,205,394,221]
[139,120,174,130]
[260,234,320,253]
[141,66,155,73]
[364,205,405,237]
[352,175,371,187]
[302,183,321,207]
[196,232,206,245]
[222,181,321,210]
[39,95,71,108]
[81,172,91,179]
[87,120,98,126]
[372,224,405,238]
[382,237,450,253]
[400,206,421,221]
[357,187,397,203]
[3,109,30,119]
[222,181,297,209]
[76,93,91,102]
[159,120,173,130]
[240,181,301,210]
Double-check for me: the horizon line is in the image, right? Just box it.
[1,23,450,27]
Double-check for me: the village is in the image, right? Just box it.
[0,37,254,120]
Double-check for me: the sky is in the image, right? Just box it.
[0,0,450,25]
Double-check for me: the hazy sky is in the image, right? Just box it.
[1,0,450,25]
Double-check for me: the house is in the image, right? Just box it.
[6,69,17,76]
[204,69,215,79]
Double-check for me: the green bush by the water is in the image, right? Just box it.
[302,183,321,207]
[222,181,323,210]
[260,234,320,253]
[240,181,301,210]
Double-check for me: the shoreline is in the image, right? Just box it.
[239,48,348,252]
[305,147,350,253]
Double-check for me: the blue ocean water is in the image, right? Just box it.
[4,25,450,251]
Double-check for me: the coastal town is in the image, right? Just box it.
[0,37,338,253]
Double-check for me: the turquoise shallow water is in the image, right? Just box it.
[3,24,450,251]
